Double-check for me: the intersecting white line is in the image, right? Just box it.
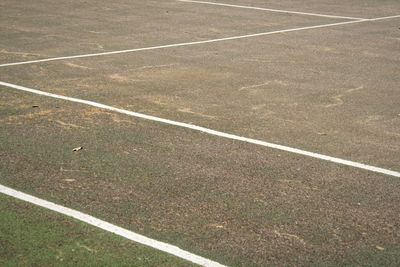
[0,9,399,69]
[0,20,368,68]
[1,5,400,266]
[177,0,365,20]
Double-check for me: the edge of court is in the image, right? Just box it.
[0,184,227,267]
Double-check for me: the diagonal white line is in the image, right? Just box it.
[368,14,400,21]
[0,184,226,267]
[0,20,367,68]
[177,0,365,20]
[0,10,398,69]
[1,80,399,178]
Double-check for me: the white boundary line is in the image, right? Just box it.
[1,10,399,266]
[0,184,226,267]
[2,13,399,69]
[177,0,365,20]
[1,80,399,178]
[0,19,374,68]
[368,14,400,21]
[0,12,398,69]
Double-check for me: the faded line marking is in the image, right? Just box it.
[0,80,399,178]
[273,230,306,245]
[52,119,85,129]
[64,62,93,70]
[325,86,364,108]
[239,82,271,91]
[0,184,226,267]
[0,49,43,58]
[134,63,178,70]
[178,107,216,119]
[178,0,364,20]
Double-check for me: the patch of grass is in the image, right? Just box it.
[0,194,196,267]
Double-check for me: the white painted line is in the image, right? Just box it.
[1,80,399,178]
[368,14,400,21]
[3,12,399,69]
[178,0,364,20]
[0,10,398,69]
[0,184,226,267]
[0,19,375,68]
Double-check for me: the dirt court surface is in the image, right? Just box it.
[1,0,399,266]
